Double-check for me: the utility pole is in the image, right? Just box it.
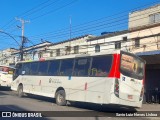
[16,18,29,61]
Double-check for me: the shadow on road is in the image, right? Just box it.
[23,94,55,103]
[0,87,11,91]
[23,94,137,113]
[68,102,137,112]
[0,87,12,96]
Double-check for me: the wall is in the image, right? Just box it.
[129,4,160,29]
[129,25,160,53]
[87,33,129,53]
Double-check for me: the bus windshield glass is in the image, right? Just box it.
[120,52,145,80]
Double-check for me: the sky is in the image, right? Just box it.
[0,0,160,50]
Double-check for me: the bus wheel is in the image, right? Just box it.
[55,90,66,106]
[17,85,23,97]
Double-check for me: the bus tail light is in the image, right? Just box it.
[139,86,144,101]
[114,78,119,97]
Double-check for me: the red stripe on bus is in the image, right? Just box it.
[108,54,120,78]
[39,80,41,86]
[84,82,88,90]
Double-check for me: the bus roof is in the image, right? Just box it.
[16,50,124,64]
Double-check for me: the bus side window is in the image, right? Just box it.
[16,63,23,75]
[48,60,60,76]
[22,63,31,75]
[90,55,113,77]
[74,57,90,76]
[30,62,38,75]
[59,59,74,76]
[38,61,49,76]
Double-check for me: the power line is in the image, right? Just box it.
[31,0,78,21]
[1,1,160,48]
[27,5,160,42]
[2,0,74,31]
[1,0,52,30]
[28,7,160,42]
[18,0,52,18]
[2,0,160,37]
[21,0,61,18]
[4,6,160,45]
[27,1,160,38]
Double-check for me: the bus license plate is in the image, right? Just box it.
[128,95,133,99]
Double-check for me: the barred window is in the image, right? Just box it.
[56,49,60,56]
[95,44,100,53]
[115,42,121,49]
[135,38,140,48]
[74,46,79,54]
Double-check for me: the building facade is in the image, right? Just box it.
[87,31,129,53]
[129,4,160,103]
[0,35,94,65]
[129,4,160,29]
[0,48,18,66]
[47,35,94,57]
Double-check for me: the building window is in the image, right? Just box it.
[56,49,60,56]
[149,13,160,24]
[115,42,121,49]
[33,51,36,60]
[123,36,127,41]
[135,38,140,48]
[95,44,100,53]
[50,51,53,57]
[38,52,42,58]
[74,46,79,54]
[65,46,71,55]
[5,60,8,63]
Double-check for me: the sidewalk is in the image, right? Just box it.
[137,103,160,111]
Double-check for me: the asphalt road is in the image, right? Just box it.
[0,87,159,120]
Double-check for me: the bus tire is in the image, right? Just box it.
[55,90,66,106]
[17,85,23,97]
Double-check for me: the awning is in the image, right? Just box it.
[136,50,160,56]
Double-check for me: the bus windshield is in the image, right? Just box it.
[120,52,145,80]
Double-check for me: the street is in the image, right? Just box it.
[0,87,159,120]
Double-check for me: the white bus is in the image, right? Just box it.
[0,65,15,87]
[11,50,145,108]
